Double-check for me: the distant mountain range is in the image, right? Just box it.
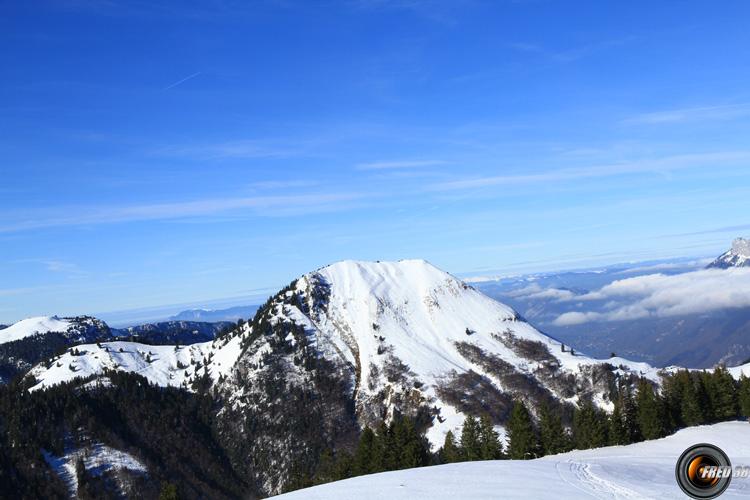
[169,305,258,323]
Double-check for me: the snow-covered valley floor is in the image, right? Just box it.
[274,421,750,499]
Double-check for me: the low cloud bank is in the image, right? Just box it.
[552,268,750,326]
[507,283,577,301]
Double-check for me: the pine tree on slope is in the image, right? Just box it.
[461,415,481,461]
[539,403,570,454]
[439,430,462,464]
[636,379,666,440]
[507,401,538,460]
[479,415,503,460]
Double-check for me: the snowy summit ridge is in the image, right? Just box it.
[707,237,750,268]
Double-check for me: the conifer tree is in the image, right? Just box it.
[479,415,503,460]
[636,379,665,440]
[539,404,569,455]
[331,452,353,481]
[398,417,428,469]
[507,401,538,460]
[608,398,627,446]
[662,370,688,429]
[461,415,481,461]
[709,366,738,420]
[619,387,641,444]
[681,374,705,426]
[369,422,389,473]
[697,371,716,421]
[439,430,462,464]
[739,375,750,418]
[353,427,375,476]
[159,483,179,500]
[573,399,607,449]
[314,448,337,485]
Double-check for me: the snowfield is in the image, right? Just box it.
[274,421,750,500]
[27,333,245,391]
[0,315,72,344]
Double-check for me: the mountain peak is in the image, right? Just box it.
[731,237,750,257]
[315,259,456,291]
[707,237,750,268]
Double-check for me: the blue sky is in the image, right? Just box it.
[2,0,750,324]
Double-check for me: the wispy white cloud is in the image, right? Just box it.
[154,139,297,160]
[11,258,87,275]
[663,223,750,238]
[163,71,201,91]
[42,260,85,274]
[356,159,446,170]
[508,36,636,64]
[625,103,750,125]
[0,192,367,233]
[552,268,750,325]
[429,151,750,191]
[612,259,711,275]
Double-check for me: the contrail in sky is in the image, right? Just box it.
[163,71,201,90]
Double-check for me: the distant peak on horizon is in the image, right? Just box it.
[731,237,750,257]
[707,237,750,269]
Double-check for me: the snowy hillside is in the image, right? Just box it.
[708,237,750,268]
[27,332,246,392]
[0,315,110,345]
[275,421,750,500]
[0,316,73,344]
[0,315,112,384]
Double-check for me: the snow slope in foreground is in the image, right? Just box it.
[274,421,750,500]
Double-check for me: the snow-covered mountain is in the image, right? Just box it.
[708,237,750,268]
[224,259,659,441]
[26,259,668,495]
[1,315,237,385]
[274,421,750,500]
[28,334,245,392]
[0,315,111,383]
[0,315,108,346]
